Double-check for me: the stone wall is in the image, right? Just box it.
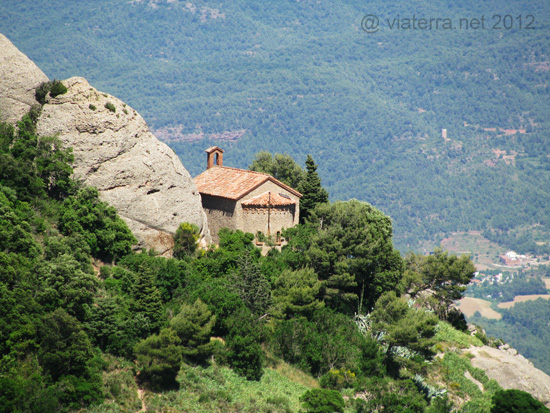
[201,180,300,245]
[240,206,296,240]
[202,194,237,244]
[235,180,300,231]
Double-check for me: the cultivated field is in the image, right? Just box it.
[497,295,550,309]
[439,231,504,271]
[458,297,502,320]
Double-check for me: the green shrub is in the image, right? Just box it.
[300,388,345,413]
[89,104,96,111]
[49,80,67,98]
[105,102,116,113]
[35,81,52,104]
[99,265,112,279]
[173,222,200,258]
[28,104,42,124]
[475,331,489,345]
[35,80,67,104]
[226,308,264,381]
[170,298,216,363]
[319,369,356,390]
[491,389,550,412]
[134,328,182,390]
[58,187,137,261]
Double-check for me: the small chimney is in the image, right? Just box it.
[205,146,224,169]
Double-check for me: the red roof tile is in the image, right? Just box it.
[194,166,302,200]
[241,191,297,207]
[205,146,224,154]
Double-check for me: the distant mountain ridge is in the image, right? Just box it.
[1,26,550,409]
[1,0,548,251]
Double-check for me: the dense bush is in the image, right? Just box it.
[300,388,345,413]
[225,308,264,381]
[49,79,67,98]
[35,79,67,104]
[0,115,75,200]
[105,102,116,113]
[173,222,200,258]
[271,308,363,377]
[35,81,52,104]
[491,389,549,412]
[58,187,137,261]
[0,113,535,410]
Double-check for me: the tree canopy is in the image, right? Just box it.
[249,151,306,190]
[283,199,403,312]
[0,114,523,411]
[402,249,476,320]
[299,155,329,223]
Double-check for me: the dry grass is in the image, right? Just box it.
[497,294,550,309]
[458,297,502,319]
[265,352,319,389]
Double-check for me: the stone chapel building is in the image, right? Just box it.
[194,147,302,246]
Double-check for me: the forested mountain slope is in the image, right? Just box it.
[1,35,550,410]
[1,0,548,251]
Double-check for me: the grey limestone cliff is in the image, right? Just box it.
[0,33,48,124]
[0,34,210,254]
[468,344,550,407]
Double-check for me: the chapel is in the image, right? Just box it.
[193,147,302,246]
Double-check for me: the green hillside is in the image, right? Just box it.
[1,111,525,412]
[3,0,550,377]
[1,0,549,250]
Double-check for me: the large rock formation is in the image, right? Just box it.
[468,345,550,407]
[0,34,210,254]
[35,77,210,254]
[0,33,48,124]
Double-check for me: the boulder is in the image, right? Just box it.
[0,33,210,254]
[0,34,48,124]
[468,345,550,407]
[35,76,210,254]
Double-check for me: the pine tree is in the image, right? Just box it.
[231,251,272,316]
[170,299,216,363]
[299,155,329,223]
[272,267,325,319]
[131,264,164,333]
[173,222,200,259]
[134,328,182,390]
[225,307,264,381]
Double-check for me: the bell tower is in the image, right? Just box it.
[205,146,224,169]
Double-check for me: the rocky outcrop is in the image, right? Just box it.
[468,345,550,407]
[0,34,210,254]
[0,34,48,124]
[35,77,210,254]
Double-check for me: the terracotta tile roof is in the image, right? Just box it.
[241,191,297,207]
[205,146,224,154]
[194,166,302,200]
